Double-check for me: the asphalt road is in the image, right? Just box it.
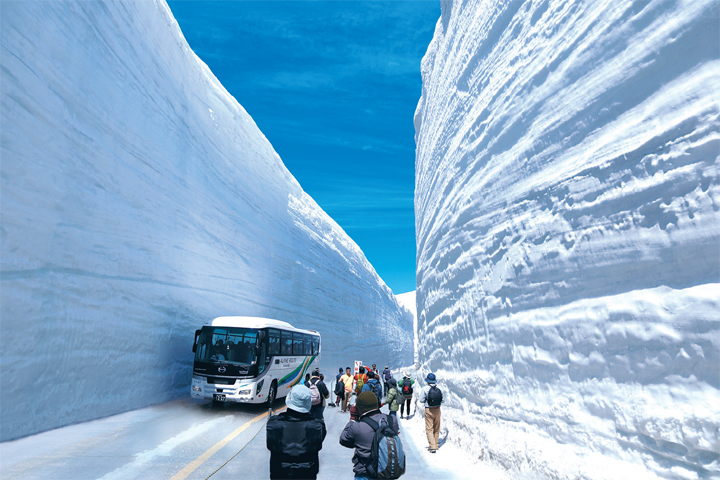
[1,386,466,480]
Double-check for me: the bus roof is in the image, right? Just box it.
[209,316,319,335]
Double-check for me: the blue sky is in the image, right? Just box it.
[167,1,438,294]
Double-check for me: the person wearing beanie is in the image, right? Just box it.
[418,372,444,453]
[305,368,330,420]
[339,392,399,478]
[266,385,327,479]
[385,378,400,417]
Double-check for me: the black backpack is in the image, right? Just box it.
[427,385,442,407]
[334,379,344,396]
[361,415,406,479]
[369,381,382,403]
[401,379,413,396]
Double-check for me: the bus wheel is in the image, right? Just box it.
[267,381,277,407]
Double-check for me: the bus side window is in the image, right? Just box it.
[268,329,280,356]
[312,336,320,355]
[292,332,303,356]
[303,334,312,356]
[281,331,293,355]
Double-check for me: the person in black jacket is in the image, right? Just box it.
[266,385,327,479]
[334,367,344,406]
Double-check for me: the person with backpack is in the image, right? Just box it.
[305,368,330,420]
[382,366,392,397]
[398,372,414,419]
[353,366,368,396]
[418,372,444,453]
[361,371,383,406]
[339,391,405,479]
[385,378,400,417]
[339,367,354,412]
[266,384,327,479]
[334,367,345,406]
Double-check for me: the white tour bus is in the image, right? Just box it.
[190,316,321,405]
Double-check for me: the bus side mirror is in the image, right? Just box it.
[192,329,201,353]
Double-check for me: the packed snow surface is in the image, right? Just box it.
[0,1,411,441]
[414,0,720,479]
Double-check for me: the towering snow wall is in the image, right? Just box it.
[415,0,719,478]
[0,1,412,441]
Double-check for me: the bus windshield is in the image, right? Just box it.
[194,327,257,365]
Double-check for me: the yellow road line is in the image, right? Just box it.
[170,406,286,480]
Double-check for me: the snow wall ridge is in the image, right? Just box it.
[414,0,720,478]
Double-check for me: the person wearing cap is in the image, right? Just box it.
[339,391,399,479]
[305,368,330,420]
[418,372,444,453]
[266,384,327,479]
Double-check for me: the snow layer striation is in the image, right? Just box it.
[0,1,411,441]
[414,0,719,478]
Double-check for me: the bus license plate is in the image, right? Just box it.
[213,394,226,402]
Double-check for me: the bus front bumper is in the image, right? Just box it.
[191,376,258,403]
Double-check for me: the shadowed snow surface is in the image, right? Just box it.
[0,1,411,441]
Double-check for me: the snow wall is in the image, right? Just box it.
[414,0,719,479]
[0,1,412,442]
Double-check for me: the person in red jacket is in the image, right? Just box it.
[353,366,368,395]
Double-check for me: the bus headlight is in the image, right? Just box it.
[192,385,202,392]
[238,389,251,396]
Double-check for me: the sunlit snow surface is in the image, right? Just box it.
[0,1,411,441]
[414,0,720,478]
[396,290,419,365]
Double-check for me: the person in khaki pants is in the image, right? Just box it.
[418,372,444,453]
[339,367,354,412]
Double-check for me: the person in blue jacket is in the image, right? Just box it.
[361,370,383,405]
